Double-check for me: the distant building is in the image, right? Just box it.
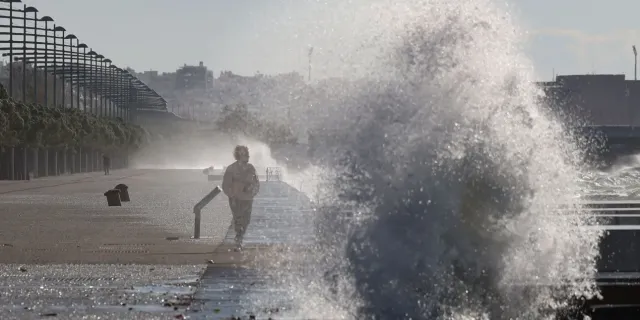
[539,74,640,127]
[175,61,214,91]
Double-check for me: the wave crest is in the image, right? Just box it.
[267,1,604,319]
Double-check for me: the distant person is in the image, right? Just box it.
[222,145,260,251]
[102,154,111,175]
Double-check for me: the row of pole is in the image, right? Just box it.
[0,0,167,122]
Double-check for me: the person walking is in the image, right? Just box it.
[222,145,260,251]
[102,153,111,175]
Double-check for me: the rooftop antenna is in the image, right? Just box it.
[308,46,314,82]
[633,45,637,80]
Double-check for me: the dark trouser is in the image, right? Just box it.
[229,198,253,244]
[104,165,110,175]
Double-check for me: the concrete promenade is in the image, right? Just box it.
[0,168,315,319]
[6,168,640,319]
[0,169,234,265]
[0,169,234,319]
[186,181,316,320]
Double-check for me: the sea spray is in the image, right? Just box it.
[251,0,605,319]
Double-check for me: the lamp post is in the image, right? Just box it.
[308,46,313,82]
[113,67,121,119]
[103,58,112,118]
[87,50,96,114]
[27,6,38,104]
[40,16,53,106]
[77,43,87,112]
[64,34,76,109]
[125,71,134,122]
[108,63,117,118]
[633,45,637,81]
[6,0,20,99]
[120,69,127,119]
[53,25,65,107]
[97,55,105,116]
[22,6,37,102]
[112,66,119,119]
[115,66,123,119]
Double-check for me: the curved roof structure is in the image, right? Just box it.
[0,0,167,114]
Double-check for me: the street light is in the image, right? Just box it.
[3,0,22,99]
[633,45,637,81]
[53,25,65,107]
[26,6,39,104]
[109,65,122,119]
[40,16,53,106]
[96,55,105,116]
[64,33,77,108]
[118,68,128,119]
[22,6,37,102]
[77,43,87,112]
[103,58,112,117]
[308,46,313,82]
[87,49,96,114]
[116,67,125,119]
[112,66,121,119]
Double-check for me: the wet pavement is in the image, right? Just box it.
[189,267,295,320]
[222,181,315,246]
[190,181,316,320]
[0,170,317,319]
[0,169,233,265]
[4,170,640,319]
[0,169,231,319]
[0,264,204,319]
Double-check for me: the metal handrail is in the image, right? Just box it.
[192,186,221,239]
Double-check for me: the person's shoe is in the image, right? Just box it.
[233,238,243,252]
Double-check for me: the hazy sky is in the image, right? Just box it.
[18,0,640,81]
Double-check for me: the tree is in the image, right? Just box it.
[214,103,297,146]
[0,84,148,153]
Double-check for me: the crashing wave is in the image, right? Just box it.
[258,0,604,319]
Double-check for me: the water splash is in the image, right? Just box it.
[130,132,286,172]
[257,0,604,319]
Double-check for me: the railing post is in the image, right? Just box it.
[194,208,201,239]
[192,186,222,239]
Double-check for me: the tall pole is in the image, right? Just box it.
[21,4,26,102]
[81,45,86,112]
[127,76,132,122]
[53,26,58,106]
[100,58,106,117]
[60,29,66,108]
[70,38,75,109]
[107,65,112,118]
[89,50,95,114]
[308,46,313,82]
[67,36,75,109]
[8,1,14,98]
[42,17,53,106]
[110,65,115,118]
[32,10,38,104]
[117,70,122,119]
[634,45,637,81]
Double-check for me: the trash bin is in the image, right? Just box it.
[104,189,121,206]
[114,184,130,202]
